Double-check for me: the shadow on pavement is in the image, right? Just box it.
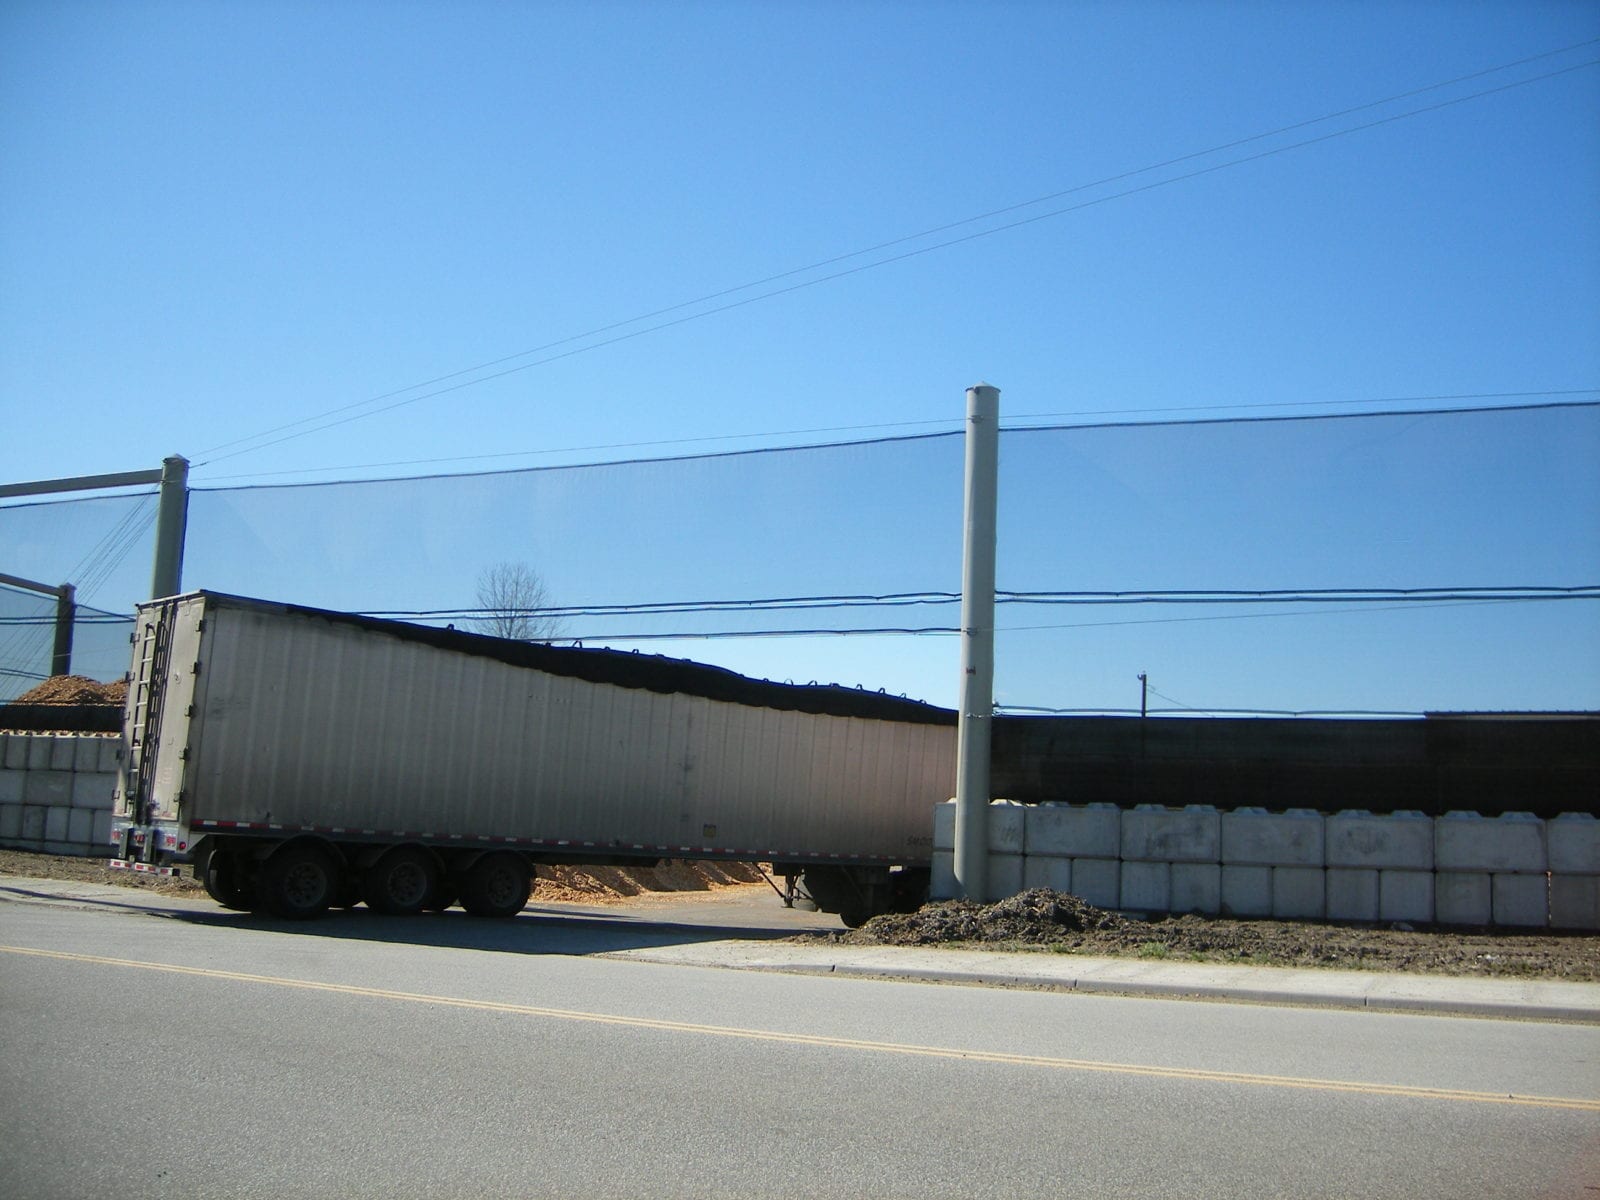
[0,880,834,955]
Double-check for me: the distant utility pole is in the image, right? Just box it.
[1139,672,1148,719]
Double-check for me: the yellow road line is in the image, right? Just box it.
[5,943,1597,1113]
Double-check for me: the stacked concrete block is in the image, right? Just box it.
[1435,811,1547,927]
[1326,810,1434,924]
[1548,813,1600,931]
[928,799,1025,902]
[985,801,1026,902]
[1220,866,1272,918]
[1171,863,1221,915]
[1069,856,1121,910]
[0,733,120,858]
[1023,802,1119,906]
[930,800,956,899]
[1223,808,1326,919]
[1121,806,1219,915]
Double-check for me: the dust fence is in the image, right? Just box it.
[2,402,1596,715]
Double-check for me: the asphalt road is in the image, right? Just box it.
[1,890,1597,1199]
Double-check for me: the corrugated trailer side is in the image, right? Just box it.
[111,592,957,925]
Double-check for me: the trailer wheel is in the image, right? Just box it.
[258,844,339,920]
[460,853,531,918]
[202,851,254,911]
[363,847,440,915]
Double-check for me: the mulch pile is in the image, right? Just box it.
[1,676,126,733]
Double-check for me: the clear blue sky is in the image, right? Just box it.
[2,1,1597,713]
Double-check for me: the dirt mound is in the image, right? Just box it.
[830,888,1600,980]
[533,860,764,903]
[855,889,1132,945]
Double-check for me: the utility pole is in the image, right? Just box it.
[1139,672,1148,719]
[954,383,999,904]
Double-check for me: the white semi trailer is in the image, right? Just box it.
[108,592,957,925]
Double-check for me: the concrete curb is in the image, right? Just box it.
[604,944,1600,1024]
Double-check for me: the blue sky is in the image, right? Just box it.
[2,1,1597,712]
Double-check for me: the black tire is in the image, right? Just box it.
[460,853,532,918]
[202,851,255,911]
[839,904,871,930]
[423,885,458,913]
[257,844,340,920]
[363,847,440,916]
[333,875,364,909]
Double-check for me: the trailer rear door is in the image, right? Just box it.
[121,596,205,824]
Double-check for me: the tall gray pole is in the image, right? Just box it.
[954,383,999,902]
[150,455,190,600]
[51,584,75,677]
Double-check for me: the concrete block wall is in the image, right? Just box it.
[932,800,1599,930]
[0,733,120,857]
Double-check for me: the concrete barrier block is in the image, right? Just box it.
[1121,861,1171,912]
[71,773,114,810]
[23,770,72,808]
[93,809,114,846]
[933,802,955,851]
[930,849,956,900]
[1491,874,1548,928]
[1221,865,1272,918]
[1222,808,1325,867]
[987,801,1026,854]
[1550,875,1600,931]
[987,852,1025,902]
[0,803,21,839]
[67,808,95,847]
[1548,814,1600,874]
[1327,868,1379,922]
[71,737,100,772]
[1025,802,1120,859]
[48,737,76,771]
[1171,863,1220,915]
[26,737,51,770]
[1070,858,1120,909]
[1272,867,1325,919]
[44,805,70,843]
[0,770,22,804]
[1436,811,1545,872]
[1326,810,1434,869]
[0,735,26,771]
[1379,870,1435,924]
[21,806,46,840]
[97,738,123,773]
[1121,805,1220,863]
[1436,871,1491,926]
[1023,855,1072,894]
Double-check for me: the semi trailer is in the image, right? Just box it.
[108,591,958,925]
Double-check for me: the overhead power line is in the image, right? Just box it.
[191,41,1600,469]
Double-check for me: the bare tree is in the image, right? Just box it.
[473,562,564,642]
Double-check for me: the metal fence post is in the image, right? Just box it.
[150,455,190,600]
[51,583,75,677]
[955,383,1000,902]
